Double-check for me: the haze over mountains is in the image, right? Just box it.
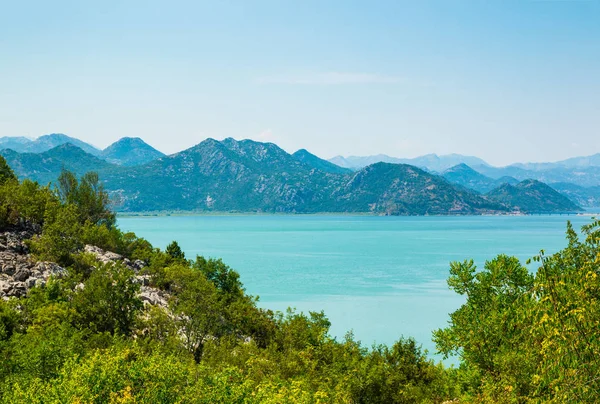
[329,154,490,172]
[0,133,597,214]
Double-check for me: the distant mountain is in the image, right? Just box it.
[549,182,600,208]
[328,153,490,172]
[495,176,520,187]
[0,136,33,151]
[0,133,101,156]
[0,143,116,184]
[102,137,165,166]
[404,154,490,173]
[442,164,519,194]
[292,149,352,174]
[473,164,600,188]
[326,163,507,215]
[0,135,588,214]
[486,180,582,213]
[510,153,600,171]
[103,138,342,212]
[100,138,508,214]
[329,154,403,170]
[555,153,600,169]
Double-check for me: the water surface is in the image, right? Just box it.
[118,214,593,360]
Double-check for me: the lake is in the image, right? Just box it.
[118,214,595,361]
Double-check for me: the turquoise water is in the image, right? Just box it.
[117,214,593,360]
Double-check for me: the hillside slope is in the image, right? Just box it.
[486,180,582,213]
[0,144,116,184]
[102,137,165,166]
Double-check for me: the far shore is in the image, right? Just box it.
[115,210,600,219]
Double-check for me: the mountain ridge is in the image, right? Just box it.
[486,179,582,213]
[102,137,165,166]
[0,134,593,212]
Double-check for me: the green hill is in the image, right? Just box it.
[442,163,519,193]
[486,179,582,213]
[549,182,600,208]
[292,149,352,174]
[102,137,165,166]
[102,139,509,214]
[0,143,116,184]
[0,133,101,155]
[329,162,507,215]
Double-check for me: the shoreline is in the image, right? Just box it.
[116,210,599,218]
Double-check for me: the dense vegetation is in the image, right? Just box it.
[0,155,599,402]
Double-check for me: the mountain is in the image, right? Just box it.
[486,180,582,213]
[442,164,519,193]
[101,137,165,166]
[555,153,600,169]
[0,136,33,151]
[473,164,600,188]
[326,162,507,215]
[328,154,403,170]
[549,182,600,208]
[101,138,508,214]
[0,143,116,184]
[103,138,341,212]
[495,176,520,186]
[403,154,490,173]
[0,133,101,156]
[510,153,600,171]
[328,153,490,172]
[292,149,352,174]
[0,136,584,214]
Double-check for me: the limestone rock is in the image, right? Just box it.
[13,268,31,282]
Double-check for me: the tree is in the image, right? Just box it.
[0,156,17,185]
[30,204,83,266]
[193,256,243,300]
[56,170,115,227]
[167,265,222,362]
[72,263,142,336]
[166,241,185,261]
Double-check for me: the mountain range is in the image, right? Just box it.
[0,134,162,167]
[329,153,490,172]
[0,134,588,214]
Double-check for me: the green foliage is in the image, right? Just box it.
[165,240,185,261]
[29,170,117,265]
[14,159,600,402]
[29,204,82,266]
[166,264,222,362]
[0,155,17,185]
[72,263,142,337]
[0,300,20,342]
[57,170,115,226]
[193,256,244,300]
[435,219,600,402]
[0,178,55,229]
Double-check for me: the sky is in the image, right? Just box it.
[1,0,599,166]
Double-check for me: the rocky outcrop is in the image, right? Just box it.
[1,230,171,312]
[83,245,146,272]
[139,286,169,308]
[0,229,66,299]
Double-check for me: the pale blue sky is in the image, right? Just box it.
[1,0,599,165]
